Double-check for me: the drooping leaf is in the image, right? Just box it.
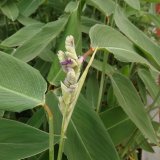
[0,118,50,160]
[13,16,68,62]
[124,0,140,10]
[114,8,160,69]
[89,24,156,71]
[1,23,44,47]
[18,0,45,17]
[46,92,120,160]
[110,73,157,143]
[17,15,43,26]
[138,69,160,106]
[100,107,136,145]
[86,0,115,16]
[0,0,19,21]
[0,51,47,112]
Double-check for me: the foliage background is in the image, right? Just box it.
[0,0,160,160]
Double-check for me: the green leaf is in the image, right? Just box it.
[0,51,47,112]
[47,54,65,86]
[124,0,140,10]
[89,24,156,71]
[27,108,46,128]
[1,23,44,47]
[39,49,54,62]
[57,1,82,53]
[13,16,68,62]
[138,69,160,105]
[86,0,115,16]
[86,74,99,109]
[137,76,147,105]
[87,58,115,75]
[17,15,43,26]
[114,8,160,68]
[0,0,7,7]
[110,73,157,143]
[0,110,4,117]
[0,0,19,21]
[100,107,136,145]
[0,118,49,160]
[46,92,120,160]
[143,0,160,2]
[107,86,118,108]
[81,16,102,34]
[18,0,45,17]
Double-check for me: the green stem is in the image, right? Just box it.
[57,106,68,160]
[44,104,54,160]
[96,52,108,113]
[57,127,65,160]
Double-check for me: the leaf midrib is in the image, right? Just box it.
[0,85,43,104]
[71,119,93,160]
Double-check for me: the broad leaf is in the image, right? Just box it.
[46,92,120,160]
[114,8,160,68]
[0,51,47,112]
[0,0,19,21]
[18,0,45,17]
[89,24,156,71]
[110,73,157,143]
[124,0,140,10]
[1,23,44,47]
[86,0,115,16]
[0,118,50,160]
[100,107,136,145]
[86,74,99,109]
[13,16,68,62]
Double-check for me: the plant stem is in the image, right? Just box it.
[57,106,68,160]
[43,104,54,160]
[96,52,108,113]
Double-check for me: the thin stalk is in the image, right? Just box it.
[43,104,54,160]
[96,52,108,113]
[57,105,68,160]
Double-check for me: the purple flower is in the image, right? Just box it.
[60,59,72,65]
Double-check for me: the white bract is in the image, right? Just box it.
[57,35,83,131]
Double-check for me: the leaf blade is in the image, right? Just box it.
[0,51,47,112]
[110,73,157,143]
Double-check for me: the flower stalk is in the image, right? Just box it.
[57,35,96,160]
[43,104,54,160]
